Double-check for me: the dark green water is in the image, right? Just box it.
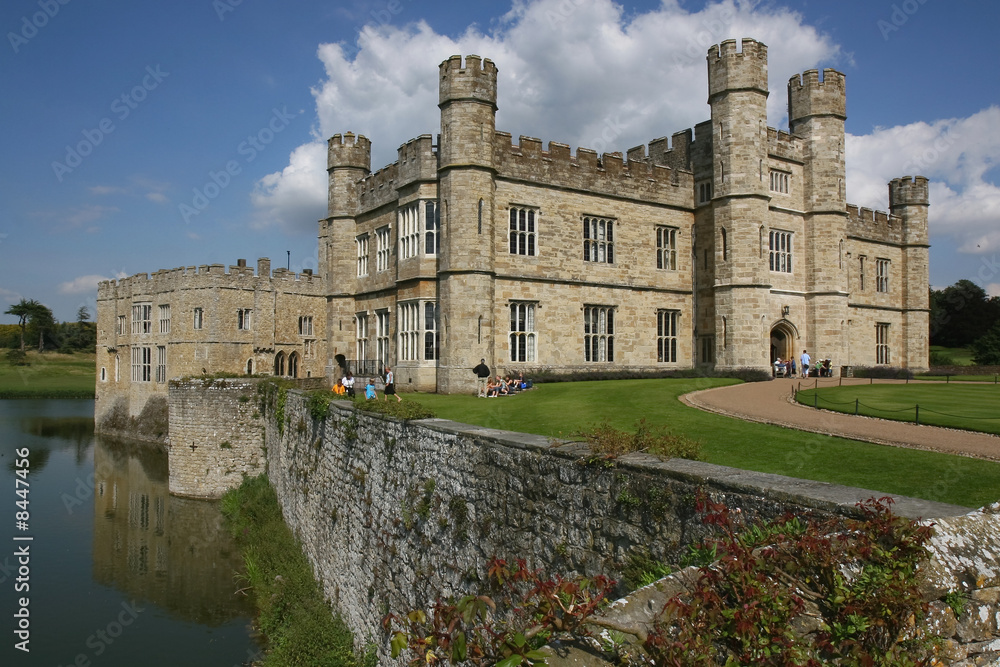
[1,399,258,666]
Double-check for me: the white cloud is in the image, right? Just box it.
[846,106,1000,256]
[58,275,112,295]
[0,287,21,305]
[252,0,840,231]
[146,192,169,204]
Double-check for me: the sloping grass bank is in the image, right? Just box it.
[221,474,375,667]
[0,351,95,397]
[407,378,1000,508]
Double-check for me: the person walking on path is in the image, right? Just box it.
[473,358,491,397]
[800,349,811,378]
[384,367,401,402]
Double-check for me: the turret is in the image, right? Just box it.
[889,175,929,237]
[438,55,497,169]
[326,132,371,218]
[787,69,846,212]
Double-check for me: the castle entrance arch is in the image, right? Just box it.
[769,321,797,364]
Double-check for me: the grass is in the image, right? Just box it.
[406,378,1000,508]
[917,374,1000,383]
[796,383,1000,436]
[0,350,96,398]
[221,474,376,667]
[929,345,974,366]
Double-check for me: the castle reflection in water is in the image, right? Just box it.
[91,437,252,625]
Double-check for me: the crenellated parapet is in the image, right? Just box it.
[327,132,372,171]
[494,133,693,207]
[767,127,802,162]
[788,69,846,127]
[707,38,768,100]
[357,163,400,212]
[438,54,498,109]
[395,134,438,188]
[846,205,905,245]
[889,175,929,208]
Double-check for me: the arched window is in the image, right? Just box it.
[720,228,728,261]
[246,359,253,375]
[478,198,483,235]
[274,352,285,377]
[288,352,299,379]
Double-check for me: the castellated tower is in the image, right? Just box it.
[322,132,371,376]
[436,55,498,393]
[890,175,930,371]
[788,69,848,360]
[707,39,771,370]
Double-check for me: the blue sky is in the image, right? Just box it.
[2,0,998,323]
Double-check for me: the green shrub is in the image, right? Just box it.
[352,396,435,420]
[852,365,914,380]
[578,418,701,461]
[306,390,332,421]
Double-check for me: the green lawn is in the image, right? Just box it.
[0,351,96,397]
[929,345,974,366]
[796,383,1000,436]
[405,378,1000,509]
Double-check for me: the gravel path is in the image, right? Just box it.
[681,377,1000,462]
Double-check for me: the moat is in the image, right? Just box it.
[0,399,257,666]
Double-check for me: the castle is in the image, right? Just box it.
[96,38,929,418]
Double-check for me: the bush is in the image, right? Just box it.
[970,322,1000,365]
[352,397,435,420]
[851,365,914,380]
[523,366,772,385]
[578,418,702,461]
[5,348,27,366]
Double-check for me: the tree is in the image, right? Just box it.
[970,321,1000,365]
[4,298,43,352]
[27,304,55,353]
[929,279,1000,347]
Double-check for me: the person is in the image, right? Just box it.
[485,376,499,397]
[472,358,490,397]
[364,378,377,400]
[343,371,356,397]
[332,378,346,396]
[800,349,811,378]
[773,357,784,377]
[790,358,796,377]
[384,366,401,402]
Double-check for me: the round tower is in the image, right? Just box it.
[706,39,772,371]
[436,55,499,393]
[890,176,930,372]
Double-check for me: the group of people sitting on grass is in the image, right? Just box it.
[331,368,402,402]
[484,373,532,397]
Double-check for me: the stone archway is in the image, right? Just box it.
[769,321,797,364]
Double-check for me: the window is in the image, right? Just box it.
[656,226,677,270]
[509,206,537,256]
[876,323,890,364]
[657,310,679,363]
[859,256,866,291]
[583,216,614,263]
[398,302,419,361]
[237,308,252,330]
[298,315,314,336]
[158,305,170,333]
[769,230,793,273]
[100,367,107,382]
[193,308,203,330]
[131,346,151,382]
[356,313,369,360]
[424,200,439,255]
[376,310,389,364]
[876,258,890,293]
[697,180,712,205]
[700,335,715,364]
[769,170,790,194]
[356,234,369,276]
[155,346,166,383]
[509,302,536,363]
[376,225,391,272]
[131,303,151,334]
[720,228,728,261]
[584,306,614,362]
[117,315,126,335]
[398,204,419,260]
[424,302,439,360]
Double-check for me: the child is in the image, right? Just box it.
[332,378,346,396]
[364,378,376,400]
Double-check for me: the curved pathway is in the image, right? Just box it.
[681,377,1000,462]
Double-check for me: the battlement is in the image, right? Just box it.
[97,258,322,299]
[328,132,372,171]
[767,126,802,162]
[707,38,768,99]
[889,175,929,208]
[846,204,904,244]
[357,161,400,211]
[788,69,846,124]
[439,54,498,108]
[494,132,692,207]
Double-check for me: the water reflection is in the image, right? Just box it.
[92,437,252,626]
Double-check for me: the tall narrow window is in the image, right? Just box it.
[478,199,483,234]
[155,346,167,382]
[584,306,614,362]
[509,302,536,363]
[509,206,537,256]
[376,310,390,364]
[424,302,439,360]
[656,226,677,270]
[356,313,369,361]
[131,346,151,382]
[424,200,439,255]
[876,323,890,364]
[237,308,252,330]
[583,216,614,263]
[193,308,203,330]
[131,303,151,334]
[700,335,715,364]
[117,315,127,335]
[375,225,391,272]
[720,228,728,261]
[657,310,679,363]
[158,305,170,333]
[356,234,369,276]
[859,255,867,291]
[769,230,793,273]
[769,170,790,194]
[876,258,890,293]
[398,302,419,361]
[696,180,712,205]
[298,315,314,336]
[398,204,419,260]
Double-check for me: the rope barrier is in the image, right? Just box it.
[796,383,1000,421]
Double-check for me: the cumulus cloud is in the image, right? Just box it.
[58,275,111,295]
[846,106,1000,256]
[251,0,840,231]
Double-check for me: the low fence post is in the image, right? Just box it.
[915,404,919,425]
[814,392,818,408]
[855,398,859,415]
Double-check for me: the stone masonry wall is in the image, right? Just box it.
[167,379,266,498]
[261,389,966,662]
